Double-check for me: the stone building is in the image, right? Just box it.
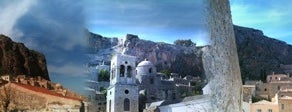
[86,62,110,112]
[0,75,86,112]
[244,93,292,112]
[104,54,206,112]
[250,100,279,112]
[106,54,139,112]
[169,74,203,97]
[245,74,292,100]
[146,95,211,112]
[242,85,256,102]
[278,96,292,112]
[136,59,178,104]
[0,82,83,112]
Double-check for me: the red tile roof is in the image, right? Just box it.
[13,83,82,101]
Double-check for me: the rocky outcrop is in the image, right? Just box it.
[87,32,204,78]
[234,25,292,81]
[87,26,292,82]
[0,34,49,80]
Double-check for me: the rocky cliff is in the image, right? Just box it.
[87,32,204,78]
[234,25,292,81]
[87,25,292,81]
[0,34,49,80]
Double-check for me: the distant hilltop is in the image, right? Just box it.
[87,25,292,81]
[0,34,49,80]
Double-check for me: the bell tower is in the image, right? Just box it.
[107,54,139,112]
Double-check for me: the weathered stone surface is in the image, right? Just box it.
[203,0,242,111]
[87,32,204,78]
[0,35,49,80]
[234,25,292,81]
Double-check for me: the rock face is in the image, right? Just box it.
[87,32,204,78]
[0,35,49,80]
[203,0,242,111]
[234,25,292,81]
[87,26,292,82]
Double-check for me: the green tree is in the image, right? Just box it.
[159,69,171,78]
[98,69,110,81]
[174,39,196,47]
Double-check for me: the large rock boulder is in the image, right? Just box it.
[234,25,292,81]
[0,34,49,80]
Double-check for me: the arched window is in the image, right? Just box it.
[149,68,152,73]
[172,92,176,100]
[111,70,114,79]
[150,78,154,84]
[124,98,130,111]
[120,65,125,77]
[127,66,132,77]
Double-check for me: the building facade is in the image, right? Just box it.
[136,59,178,103]
[106,54,139,112]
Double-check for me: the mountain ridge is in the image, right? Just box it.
[87,25,292,81]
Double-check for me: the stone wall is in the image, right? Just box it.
[203,0,242,111]
[5,83,82,111]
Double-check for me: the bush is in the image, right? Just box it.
[98,69,110,81]
[174,39,196,47]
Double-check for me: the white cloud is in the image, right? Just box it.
[0,0,36,40]
[192,31,210,46]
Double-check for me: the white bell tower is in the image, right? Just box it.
[106,54,139,112]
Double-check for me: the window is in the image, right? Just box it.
[278,86,280,90]
[124,98,130,111]
[256,109,261,112]
[172,93,176,100]
[127,66,132,77]
[264,88,267,91]
[111,70,114,79]
[282,104,285,110]
[268,109,272,112]
[150,78,154,84]
[120,65,125,77]
[149,68,152,73]
[164,90,168,99]
[125,89,129,94]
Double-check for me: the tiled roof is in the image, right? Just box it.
[13,83,82,101]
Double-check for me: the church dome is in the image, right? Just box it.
[136,59,157,77]
[137,59,154,67]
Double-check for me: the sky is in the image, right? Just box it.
[230,0,292,44]
[0,0,291,95]
[84,0,209,46]
[0,0,87,94]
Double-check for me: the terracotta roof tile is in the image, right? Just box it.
[13,83,82,101]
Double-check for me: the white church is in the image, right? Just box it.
[106,54,139,112]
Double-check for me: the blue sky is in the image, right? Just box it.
[230,0,292,44]
[84,0,209,46]
[0,0,87,94]
[0,0,291,95]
